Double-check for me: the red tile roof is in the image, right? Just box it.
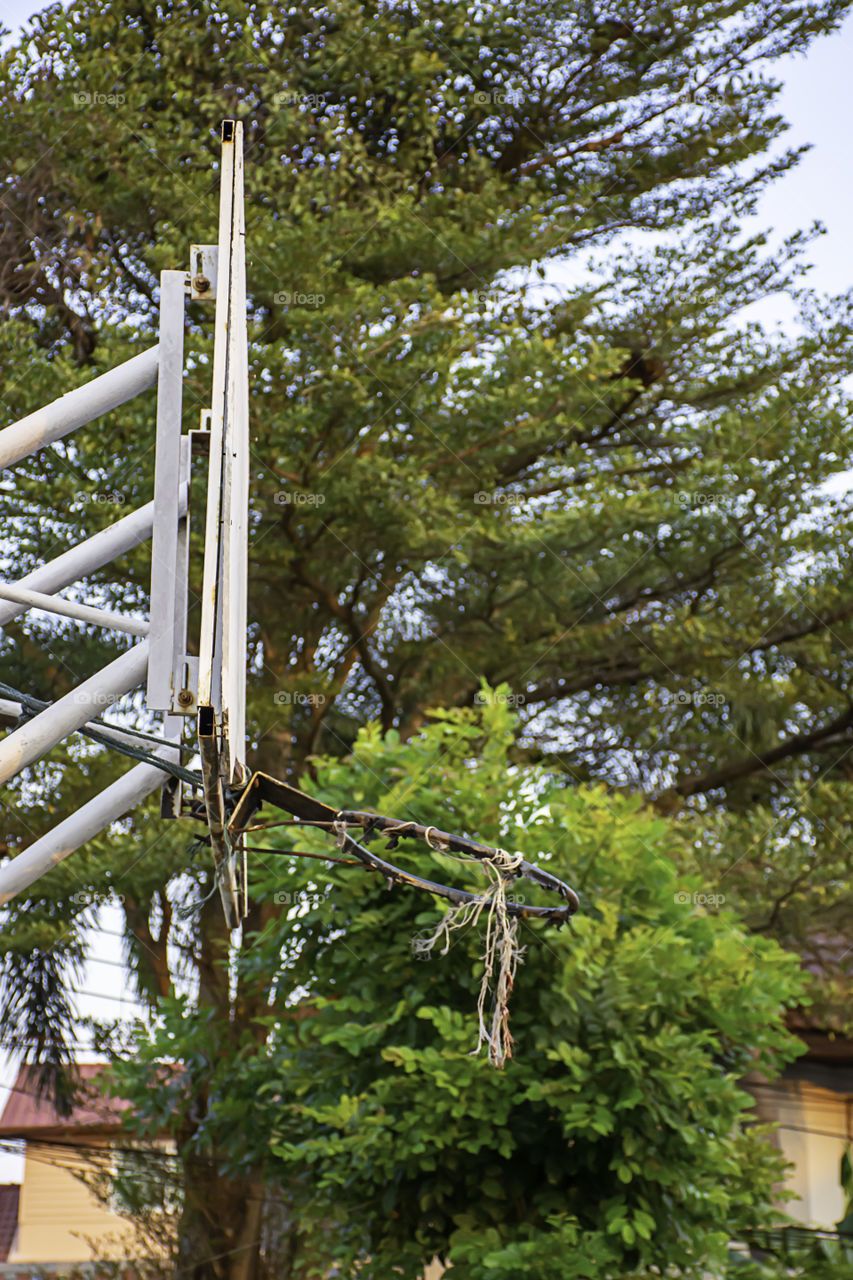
[0,1065,128,1137]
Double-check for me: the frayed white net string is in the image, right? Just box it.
[413,842,527,1068]
[332,817,348,849]
[474,849,527,1067]
[333,817,527,1067]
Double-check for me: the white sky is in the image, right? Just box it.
[1,3,852,1180]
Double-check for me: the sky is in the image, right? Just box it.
[741,9,853,318]
[0,2,852,1178]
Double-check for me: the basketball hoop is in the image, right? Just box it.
[226,774,578,1064]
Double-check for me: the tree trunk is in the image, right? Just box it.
[176,1158,266,1280]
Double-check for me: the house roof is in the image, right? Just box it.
[780,933,853,1053]
[0,1065,128,1139]
[789,1025,853,1066]
[0,1185,18,1262]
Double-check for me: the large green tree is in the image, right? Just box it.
[111,702,811,1279]
[2,0,853,1275]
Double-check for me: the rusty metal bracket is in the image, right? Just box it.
[227,772,578,923]
[190,245,219,301]
[199,706,242,929]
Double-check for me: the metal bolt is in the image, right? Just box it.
[177,688,195,707]
[193,275,211,294]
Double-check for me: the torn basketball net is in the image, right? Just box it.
[228,774,579,1067]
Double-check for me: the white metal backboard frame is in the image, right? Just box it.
[0,121,249,928]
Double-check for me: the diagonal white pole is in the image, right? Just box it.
[0,696,171,756]
[0,582,149,636]
[0,642,149,785]
[0,754,172,904]
[0,495,185,629]
[0,347,160,469]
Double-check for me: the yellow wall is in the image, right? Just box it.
[10,1142,142,1263]
[750,1077,852,1228]
[10,1139,442,1273]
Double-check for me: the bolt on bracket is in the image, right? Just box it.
[190,245,219,301]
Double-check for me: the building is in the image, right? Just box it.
[748,1014,853,1229]
[0,1064,437,1277]
[0,1064,149,1268]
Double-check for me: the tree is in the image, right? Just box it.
[3,0,853,783]
[110,700,809,1278]
[2,0,853,1274]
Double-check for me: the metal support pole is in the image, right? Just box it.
[0,642,149,785]
[198,119,248,789]
[221,127,249,786]
[0,582,149,636]
[0,754,172,904]
[147,271,187,710]
[172,435,192,705]
[0,346,160,470]
[197,126,236,716]
[158,436,192,817]
[0,497,184,629]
